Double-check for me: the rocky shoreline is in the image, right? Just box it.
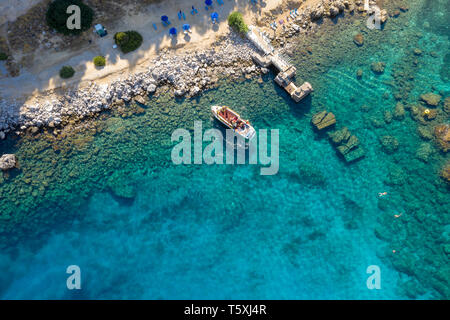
[0,0,374,138]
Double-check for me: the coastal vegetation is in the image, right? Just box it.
[46,0,94,35]
[59,65,75,78]
[0,52,7,60]
[114,31,143,53]
[227,12,248,34]
[93,56,106,67]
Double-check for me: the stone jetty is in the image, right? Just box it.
[247,26,313,102]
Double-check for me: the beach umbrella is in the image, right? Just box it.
[161,15,169,22]
[169,27,177,35]
[205,0,212,6]
[182,24,191,31]
[211,12,219,20]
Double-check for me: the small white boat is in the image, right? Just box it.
[211,105,256,140]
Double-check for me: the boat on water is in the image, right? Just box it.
[211,105,256,140]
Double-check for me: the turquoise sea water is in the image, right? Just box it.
[0,0,448,299]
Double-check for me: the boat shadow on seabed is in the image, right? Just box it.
[211,119,252,152]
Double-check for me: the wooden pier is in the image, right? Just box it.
[246,26,313,102]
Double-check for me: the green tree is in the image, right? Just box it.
[114,31,143,54]
[228,12,249,34]
[93,56,106,67]
[59,66,75,78]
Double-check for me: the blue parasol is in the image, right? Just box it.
[161,15,169,22]
[211,12,219,20]
[205,0,213,6]
[169,27,177,35]
[182,24,191,31]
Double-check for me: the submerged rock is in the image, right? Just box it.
[371,61,386,74]
[146,84,157,94]
[336,135,359,155]
[0,154,17,170]
[353,33,364,46]
[327,127,364,162]
[380,136,399,154]
[384,166,407,186]
[394,103,405,120]
[133,95,146,105]
[420,92,441,107]
[440,163,450,184]
[384,110,393,124]
[434,124,450,152]
[415,143,433,162]
[328,127,350,144]
[107,171,137,200]
[311,111,336,130]
[423,108,437,120]
[444,97,450,114]
[342,147,365,162]
[356,69,363,79]
[418,126,433,140]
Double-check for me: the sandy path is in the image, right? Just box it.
[0,0,43,25]
[0,0,321,103]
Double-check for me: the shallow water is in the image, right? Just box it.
[0,0,448,299]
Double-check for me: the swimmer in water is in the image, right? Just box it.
[378,192,388,197]
[394,213,403,218]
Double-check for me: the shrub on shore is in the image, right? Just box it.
[228,12,248,34]
[46,0,94,35]
[93,56,106,67]
[114,31,143,54]
[59,66,75,78]
[0,52,7,60]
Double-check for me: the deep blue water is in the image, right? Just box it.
[0,0,448,299]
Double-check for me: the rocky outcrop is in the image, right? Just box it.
[440,163,450,184]
[328,127,365,162]
[380,135,399,154]
[329,126,350,144]
[420,93,441,107]
[0,154,17,170]
[311,110,336,130]
[418,126,433,140]
[434,124,450,152]
[423,108,437,120]
[353,33,364,46]
[310,6,324,20]
[393,102,405,120]
[379,9,388,24]
[415,143,433,162]
[444,97,450,114]
[371,61,386,74]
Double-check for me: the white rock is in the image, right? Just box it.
[0,154,17,170]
